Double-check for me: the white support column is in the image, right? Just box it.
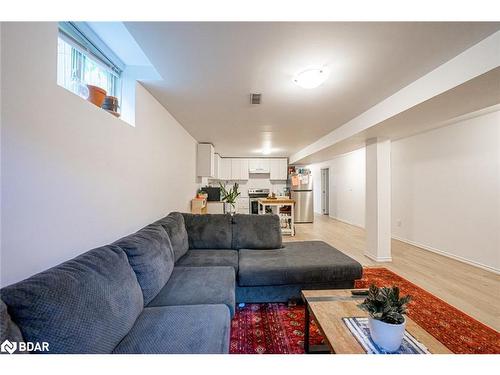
[365,138,392,262]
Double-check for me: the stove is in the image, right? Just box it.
[248,188,270,214]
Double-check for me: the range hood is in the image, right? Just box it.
[249,167,270,174]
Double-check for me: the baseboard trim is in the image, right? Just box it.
[328,215,365,229]
[392,235,500,275]
[364,252,392,263]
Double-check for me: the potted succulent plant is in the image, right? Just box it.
[197,188,208,199]
[219,182,240,215]
[358,284,412,352]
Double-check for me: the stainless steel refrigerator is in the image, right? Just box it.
[290,169,314,223]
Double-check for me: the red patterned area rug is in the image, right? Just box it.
[229,267,500,354]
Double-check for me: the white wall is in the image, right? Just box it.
[392,109,500,272]
[309,148,365,228]
[307,108,499,272]
[1,23,199,286]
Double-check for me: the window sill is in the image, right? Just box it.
[57,84,135,127]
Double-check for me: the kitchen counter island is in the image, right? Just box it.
[257,198,295,236]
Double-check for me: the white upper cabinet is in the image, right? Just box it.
[248,158,270,173]
[270,158,288,180]
[197,143,215,177]
[216,157,284,180]
[219,158,232,180]
[239,159,249,180]
[230,158,249,180]
[214,153,221,179]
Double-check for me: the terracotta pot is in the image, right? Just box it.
[87,85,107,107]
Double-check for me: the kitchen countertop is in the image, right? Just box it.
[257,197,295,204]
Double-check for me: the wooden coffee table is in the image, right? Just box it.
[301,289,452,354]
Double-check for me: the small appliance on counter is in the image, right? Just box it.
[201,186,221,202]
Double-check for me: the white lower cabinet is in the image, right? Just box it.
[235,197,249,214]
[206,202,225,214]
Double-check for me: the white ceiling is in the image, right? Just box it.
[296,68,500,164]
[125,22,500,157]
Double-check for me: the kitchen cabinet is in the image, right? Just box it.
[217,157,284,181]
[196,143,215,177]
[213,153,221,179]
[219,158,232,180]
[270,158,288,180]
[236,196,249,214]
[248,158,270,173]
[239,159,249,180]
[230,159,249,180]
[207,201,224,214]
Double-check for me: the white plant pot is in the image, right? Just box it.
[368,316,406,352]
[224,203,236,215]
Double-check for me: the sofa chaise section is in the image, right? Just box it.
[237,240,363,302]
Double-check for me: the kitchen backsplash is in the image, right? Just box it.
[209,174,287,197]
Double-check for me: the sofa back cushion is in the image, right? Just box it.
[0,245,143,354]
[181,213,233,249]
[114,223,174,305]
[155,212,189,262]
[232,214,282,250]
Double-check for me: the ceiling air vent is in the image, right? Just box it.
[250,93,262,105]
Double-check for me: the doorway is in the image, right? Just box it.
[321,168,329,215]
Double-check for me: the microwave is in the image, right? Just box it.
[204,187,221,202]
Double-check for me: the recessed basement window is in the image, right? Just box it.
[57,22,123,119]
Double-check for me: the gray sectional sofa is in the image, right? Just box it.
[0,212,362,354]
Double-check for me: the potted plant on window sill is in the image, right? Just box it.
[358,284,412,352]
[219,182,240,215]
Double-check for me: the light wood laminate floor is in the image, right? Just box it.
[284,214,500,331]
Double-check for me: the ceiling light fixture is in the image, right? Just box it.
[293,68,329,89]
[261,147,272,155]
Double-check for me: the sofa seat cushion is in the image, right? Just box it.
[181,213,233,249]
[114,223,174,305]
[113,305,230,354]
[232,214,282,250]
[176,250,238,272]
[0,245,144,354]
[238,241,363,287]
[147,266,236,316]
[155,212,189,262]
